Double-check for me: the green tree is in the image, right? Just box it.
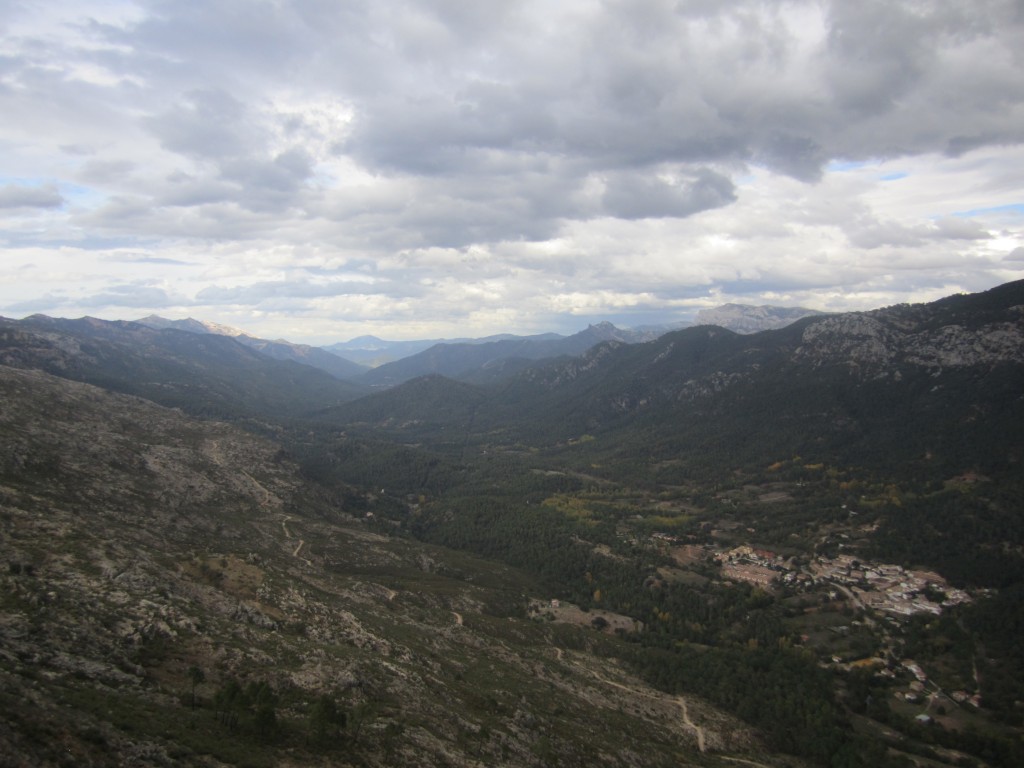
[187,665,205,712]
[309,694,346,745]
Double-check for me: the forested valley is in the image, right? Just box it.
[2,281,1023,766]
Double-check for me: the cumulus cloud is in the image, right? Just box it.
[196,278,399,305]
[601,169,737,220]
[0,184,65,209]
[78,284,178,309]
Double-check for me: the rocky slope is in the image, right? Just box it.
[0,365,764,767]
[694,303,825,333]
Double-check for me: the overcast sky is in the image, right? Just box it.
[2,0,1023,343]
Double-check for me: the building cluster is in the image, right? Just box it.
[657,538,971,618]
[713,545,785,588]
[809,555,971,618]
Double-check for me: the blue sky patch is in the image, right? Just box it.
[952,203,1024,219]
[825,160,870,172]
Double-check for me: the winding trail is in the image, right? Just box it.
[207,439,276,510]
[676,695,706,753]
[578,666,706,753]
[280,515,312,566]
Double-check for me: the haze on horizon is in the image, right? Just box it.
[1,0,1023,344]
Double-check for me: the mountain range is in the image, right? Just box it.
[136,315,370,380]
[358,321,664,388]
[328,281,1024,479]
[132,302,822,386]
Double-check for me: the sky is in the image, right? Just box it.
[1,0,1023,344]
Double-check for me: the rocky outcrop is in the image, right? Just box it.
[795,309,1024,372]
[695,303,825,333]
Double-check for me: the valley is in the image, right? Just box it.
[2,281,1024,766]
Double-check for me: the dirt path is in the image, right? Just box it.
[207,439,276,509]
[677,695,706,753]
[579,666,706,753]
[720,757,773,768]
[452,611,463,626]
[280,515,312,565]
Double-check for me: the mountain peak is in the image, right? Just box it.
[136,315,246,337]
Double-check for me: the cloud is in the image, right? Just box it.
[144,89,253,161]
[195,279,384,305]
[103,253,194,266]
[844,215,992,250]
[4,293,75,314]
[930,217,992,241]
[0,0,1022,340]
[601,169,737,220]
[78,284,178,309]
[0,184,65,209]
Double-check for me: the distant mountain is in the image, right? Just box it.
[324,331,563,367]
[137,315,368,380]
[359,321,662,387]
[0,315,367,420]
[136,314,247,337]
[693,303,826,333]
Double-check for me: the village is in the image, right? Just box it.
[654,536,974,620]
[649,536,988,719]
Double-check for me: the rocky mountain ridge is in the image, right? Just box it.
[137,315,368,380]
[694,303,826,333]
[794,296,1024,372]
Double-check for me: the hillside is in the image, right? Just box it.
[137,315,369,380]
[0,365,762,767]
[359,322,661,387]
[0,315,367,420]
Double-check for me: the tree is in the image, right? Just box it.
[309,694,346,745]
[187,665,205,712]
